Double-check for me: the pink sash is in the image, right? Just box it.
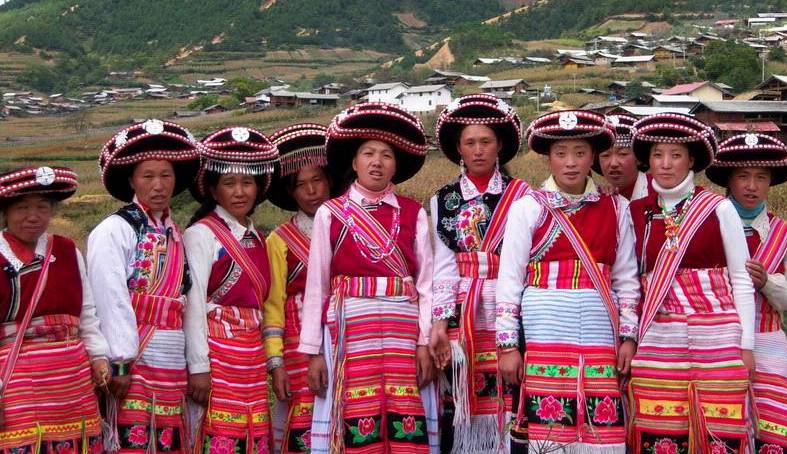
[324,197,410,278]
[638,190,723,340]
[199,214,269,309]
[274,218,310,285]
[530,191,621,346]
[753,216,787,273]
[0,235,54,397]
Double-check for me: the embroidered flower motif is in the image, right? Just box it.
[208,435,237,454]
[674,405,686,415]
[55,441,74,454]
[358,418,376,437]
[759,444,784,454]
[402,416,417,434]
[653,438,679,454]
[300,430,312,449]
[710,440,729,454]
[393,415,424,440]
[127,425,148,447]
[474,373,487,394]
[592,396,618,424]
[654,404,665,414]
[535,395,567,422]
[348,417,379,444]
[159,427,174,450]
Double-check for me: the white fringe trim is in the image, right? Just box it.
[450,339,471,427]
[527,441,624,454]
[451,414,505,453]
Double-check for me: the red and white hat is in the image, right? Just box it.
[632,113,717,172]
[326,102,428,189]
[436,93,522,165]
[268,123,330,211]
[0,166,78,202]
[592,114,639,174]
[99,119,202,202]
[706,133,787,186]
[192,126,279,201]
[526,109,615,155]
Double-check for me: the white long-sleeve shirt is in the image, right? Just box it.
[183,206,263,375]
[652,172,756,349]
[495,177,641,346]
[297,185,434,355]
[0,232,110,359]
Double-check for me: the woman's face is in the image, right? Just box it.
[3,194,54,245]
[129,160,176,212]
[728,167,771,210]
[352,140,396,191]
[548,139,594,194]
[458,125,501,177]
[209,173,258,221]
[291,166,331,216]
[649,143,694,189]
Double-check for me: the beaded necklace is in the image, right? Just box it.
[342,197,401,263]
[658,190,695,251]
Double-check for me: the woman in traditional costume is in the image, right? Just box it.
[263,123,333,454]
[183,126,279,454]
[706,133,787,453]
[0,166,109,454]
[88,119,201,453]
[297,102,438,454]
[595,114,652,201]
[496,109,640,454]
[627,113,755,454]
[428,93,529,453]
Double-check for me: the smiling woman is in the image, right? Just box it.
[182,126,279,454]
[0,166,109,454]
[627,113,755,454]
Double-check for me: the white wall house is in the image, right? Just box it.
[396,84,452,113]
[367,82,410,104]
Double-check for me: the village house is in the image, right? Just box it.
[690,100,787,140]
[396,84,452,113]
[611,55,656,70]
[754,74,787,100]
[479,79,529,97]
[608,80,657,99]
[366,82,409,104]
[651,94,700,110]
[653,45,686,61]
[662,81,733,101]
[562,58,596,70]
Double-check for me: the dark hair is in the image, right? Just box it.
[187,171,267,227]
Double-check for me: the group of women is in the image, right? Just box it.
[0,92,784,454]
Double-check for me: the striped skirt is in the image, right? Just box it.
[630,268,749,454]
[0,315,102,453]
[278,293,314,454]
[518,287,625,454]
[117,329,188,453]
[753,329,787,452]
[311,276,438,454]
[197,306,270,454]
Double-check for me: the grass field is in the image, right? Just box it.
[5,98,787,251]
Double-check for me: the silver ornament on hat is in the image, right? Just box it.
[35,166,55,186]
[445,99,460,113]
[744,134,759,146]
[608,115,620,126]
[559,112,578,130]
[115,130,128,148]
[231,127,250,143]
[496,98,512,113]
[143,119,165,135]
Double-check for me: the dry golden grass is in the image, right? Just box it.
[4,97,787,249]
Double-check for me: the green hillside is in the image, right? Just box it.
[0,0,505,58]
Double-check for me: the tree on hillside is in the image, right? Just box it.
[702,41,761,92]
[228,78,268,103]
